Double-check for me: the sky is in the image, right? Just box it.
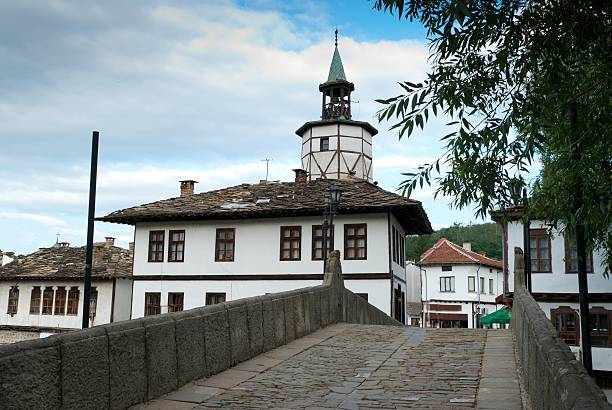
[0,0,489,255]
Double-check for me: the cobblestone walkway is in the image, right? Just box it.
[137,324,523,409]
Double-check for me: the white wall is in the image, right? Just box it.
[112,278,133,321]
[131,278,391,318]
[300,123,373,182]
[133,214,390,277]
[506,220,610,293]
[420,263,502,328]
[0,280,115,330]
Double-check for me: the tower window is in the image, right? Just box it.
[320,137,329,151]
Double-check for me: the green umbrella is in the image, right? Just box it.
[479,308,512,325]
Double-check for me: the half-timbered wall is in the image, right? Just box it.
[300,123,373,182]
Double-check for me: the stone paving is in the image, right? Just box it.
[136,324,523,409]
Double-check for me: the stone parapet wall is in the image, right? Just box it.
[512,286,611,409]
[0,251,400,409]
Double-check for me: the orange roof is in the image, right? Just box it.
[419,238,502,269]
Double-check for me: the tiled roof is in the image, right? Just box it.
[326,46,347,83]
[0,244,133,280]
[418,238,502,269]
[98,179,433,235]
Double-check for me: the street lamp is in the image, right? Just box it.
[322,186,342,264]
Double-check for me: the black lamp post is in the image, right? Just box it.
[322,186,342,264]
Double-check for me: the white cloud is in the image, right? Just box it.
[0,211,66,226]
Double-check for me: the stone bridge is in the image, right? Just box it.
[1,251,609,409]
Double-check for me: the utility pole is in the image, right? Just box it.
[82,131,99,329]
[568,103,592,374]
[522,189,532,293]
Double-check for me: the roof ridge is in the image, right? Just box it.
[444,239,479,262]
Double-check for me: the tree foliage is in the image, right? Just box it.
[405,222,502,262]
[372,0,611,273]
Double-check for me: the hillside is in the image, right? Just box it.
[406,222,503,263]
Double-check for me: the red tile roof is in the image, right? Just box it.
[418,238,502,269]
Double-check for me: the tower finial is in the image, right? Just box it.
[334,28,338,47]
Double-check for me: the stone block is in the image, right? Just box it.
[310,289,321,331]
[227,300,250,365]
[271,296,286,347]
[320,287,330,327]
[203,304,231,375]
[262,295,276,352]
[174,313,207,385]
[294,293,307,338]
[246,297,264,356]
[0,337,61,410]
[106,319,147,409]
[59,326,110,410]
[284,296,296,343]
[143,315,178,399]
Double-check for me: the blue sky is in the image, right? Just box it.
[0,0,487,255]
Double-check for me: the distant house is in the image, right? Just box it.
[1,249,16,266]
[0,238,133,342]
[417,238,504,328]
[98,41,433,322]
[492,207,612,385]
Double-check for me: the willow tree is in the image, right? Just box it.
[372,0,611,269]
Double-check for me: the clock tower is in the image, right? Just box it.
[296,32,378,182]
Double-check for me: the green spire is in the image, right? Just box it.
[326,46,347,83]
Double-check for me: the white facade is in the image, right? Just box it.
[299,123,374,182]
[420,263,504,328]
[0,278,132,332]
[503,219,612,372]
[131,212,410,320]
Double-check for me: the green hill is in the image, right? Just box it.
[406,222,503,262]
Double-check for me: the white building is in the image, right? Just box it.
[99,41,433,323]
[492,207,612,388]
[1,249,15,266]
[0,238,133,342]
[417,238,504,328]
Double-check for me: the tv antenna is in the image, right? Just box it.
[261,158,273,181]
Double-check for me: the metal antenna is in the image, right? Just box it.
[335,28,338,47]
[261,158,273,181]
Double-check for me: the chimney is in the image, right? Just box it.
[293,169,308,183]
[105,237,115,247]
[462,242,471,251]
[479,251,486,256]
[180,180,198,197]
[128,242,135,253]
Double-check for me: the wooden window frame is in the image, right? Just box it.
[589,307,611,348]
[89,287,98,319]
[7,286,19,315]
[479,277,485,294]
[320,137,329,151]
[529,229,552,273]
[42,287,54,315]
[66,286,80,316]
[29,286,41,315]
[168,292,184,313]
[280,226,302,261]
[564,236,594,273]
[344,223,367,260]
[206,292,226,306]
[168,230,185,262]
[144,292,161,316]
[54,287,67,315]
[440,276,455,293]
[489,278,494,295]
[441,265,453,272]
[215,228,236,262]
[551,306,580,346]
[312,224,334,260]
[392,226,397,264]
[468,276,476,293]
[148,230,165,262]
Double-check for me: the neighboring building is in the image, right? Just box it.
[0,238,133,342]
[1,249,16,266]
[418,238,504,328]
[405,262,422,326]
[99,41,433,322]
[492,207,612,388]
